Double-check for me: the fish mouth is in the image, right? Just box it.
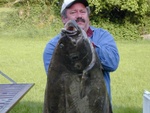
[63,20,79,32]
[66,26,77,31]
[69,53,79,61]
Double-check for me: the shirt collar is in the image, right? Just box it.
[86,27,93,37]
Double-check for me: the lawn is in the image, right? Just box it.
[0,35,150,113]
[111,41,150,113]
[0,36,48,113]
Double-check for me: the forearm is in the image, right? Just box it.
[43,41,56,74]
[92,34,120,72]
[95,44,119,72]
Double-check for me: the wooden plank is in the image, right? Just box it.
[0,83,34,113]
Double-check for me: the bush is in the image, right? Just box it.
[88,0,149,22]
[91,18,142,41]
[0,0,63,38]
[1,0,150,40]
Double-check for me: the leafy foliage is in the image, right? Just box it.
[0,0,63,39]
[0,0,150,40]
[1,0,149,22]
[91,19,142,41]
[88,0,149,23]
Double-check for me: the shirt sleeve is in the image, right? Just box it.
[43,36,59,74]
[92,28,120,72]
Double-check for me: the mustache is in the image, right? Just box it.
[76,18,85,23]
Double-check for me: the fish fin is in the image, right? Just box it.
[80,86,86,99]
[80,72,89,99]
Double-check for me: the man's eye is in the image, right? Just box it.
[81,10,86,13]
[70,11,76,14]
[81,11,85,13]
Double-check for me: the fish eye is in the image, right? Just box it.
[59,43,64,48]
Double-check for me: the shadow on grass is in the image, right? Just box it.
[9,101,43,113]
[113,105,142,113]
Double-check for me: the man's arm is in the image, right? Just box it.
[43,35,60,74]
[92,28,120,72]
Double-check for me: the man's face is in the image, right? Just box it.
[62,3,90,32]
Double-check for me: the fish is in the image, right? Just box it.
[43,20,113,113]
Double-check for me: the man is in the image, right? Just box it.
[43,0,119,101]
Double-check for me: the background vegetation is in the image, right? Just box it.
[0,0,150,113]
[0,0,150,40]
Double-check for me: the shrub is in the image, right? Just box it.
[1,0,149,40]
[88,0,149,22]
[91,18,142,41]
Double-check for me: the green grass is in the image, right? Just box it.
[1,36,150,113]
[111,41,150,113]
[0,36,49,113]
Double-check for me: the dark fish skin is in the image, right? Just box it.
[43,20,113,113]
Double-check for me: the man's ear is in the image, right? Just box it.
[61,16,67,24]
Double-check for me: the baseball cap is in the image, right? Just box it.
[61,0,89,13]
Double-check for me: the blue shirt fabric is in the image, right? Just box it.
[43,26,120,99]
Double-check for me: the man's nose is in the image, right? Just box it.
[76,12,82,17]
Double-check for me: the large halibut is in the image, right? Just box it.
[43,20,113,113]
